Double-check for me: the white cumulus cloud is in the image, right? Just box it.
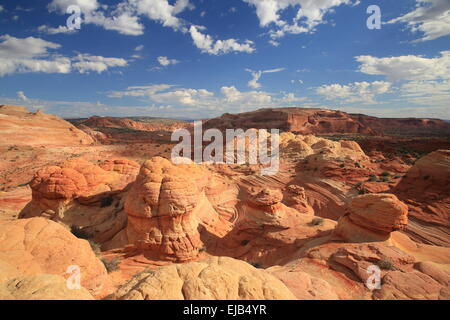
[189,26,255,55]
[0,35,128,76]
[108,83,305,114]
[243,0,359,38]
[356,51,450,81]
[72,54,128,73]
[316,81,392,104]
[157,56,179,66]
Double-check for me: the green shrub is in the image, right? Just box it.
[358,188,368,195]
[132,268,155,280]
[70,226,92,239]
[309,217,324,226]
[88,239,102,256]
[380,171,391,177]
[101,258,120,273]
[377,258,395,270]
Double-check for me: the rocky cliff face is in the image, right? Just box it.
[203,108,450,136]
[393,150,450,246]
[72,115,190,132]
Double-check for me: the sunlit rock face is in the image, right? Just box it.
[333,193,408,243]
[393,150,450,246]
[122,157,229,262]
[19,158,140,244]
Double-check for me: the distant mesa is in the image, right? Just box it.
[203,108,450,136]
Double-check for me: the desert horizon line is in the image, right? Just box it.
[2,104,449,122]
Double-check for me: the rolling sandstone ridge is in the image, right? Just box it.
[0,105,449,300]
[0,105,94,147]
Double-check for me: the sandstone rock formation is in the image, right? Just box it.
[268,266,339,300]
[1,104,449,301]
[114,256,296,300]
[107,157,230,262]
[280,132,369,163]
[0,105,94,146]
[203,108,375,135]
[203,108,450,136]
[0,217,111,296]
[333,194,408,242]
[393,150,450,246]
[271,233,450,300]
[285,185,314,215]
[211,187,336,267]
[351,114,450,136]
[72,115,189,132]
[373,270,450,300]
[19,158,139,243]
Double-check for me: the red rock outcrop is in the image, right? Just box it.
[107,157,230,262]
[72,116,190,132]
[0,105,94,147]
[333,194,409,243]
[286,185,314,215]
[350,114,450,136]
[203,108,450,136]
[19,158,140,243]
[204,108,375,135]
[271,233,450,300]
[211,187,337,267]
[393,150,450,246]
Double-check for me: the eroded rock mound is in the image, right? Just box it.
[393,150,450,246]
[286,185,314,215]
[114,256,296,300]
[0,105,94,146]
[19,158,139,243]
[333,194,408,242]
[212,187,336,267]
[112,157,229,262]
[0,218,111,296]
[280,132,369,163]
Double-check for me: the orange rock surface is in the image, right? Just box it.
[0,218,112,297]
[0,105,94,147]
[333,193,408,242]
[393,150,450,246]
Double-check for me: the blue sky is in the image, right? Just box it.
[0,0,449,119]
